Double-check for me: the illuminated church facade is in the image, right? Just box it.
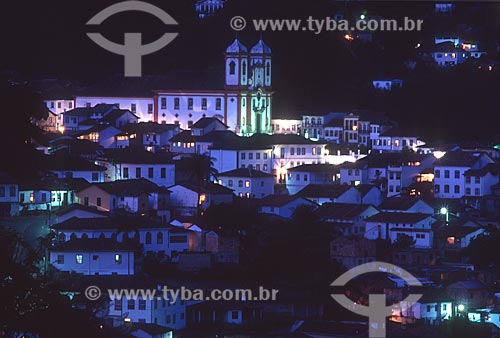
[153,38,273,136]
[74,38,273,136]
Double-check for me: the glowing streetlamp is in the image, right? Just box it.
[457,304,465,312]
[440,207,449,223]
[360,14,366,20]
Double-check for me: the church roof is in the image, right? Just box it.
[226,38,247,54]
[250,39,271,54]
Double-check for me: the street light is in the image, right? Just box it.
[458,304,465,312]
[440,206,449,223]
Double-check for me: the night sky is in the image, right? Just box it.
[1,0,499,143]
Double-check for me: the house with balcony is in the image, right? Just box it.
[343,113,360,144]
[52,216,185,258]
[323,118,343,144]
[302,114,325,140]
[372,127,422,153]
[364,212,435,248]
[271,118,301,135]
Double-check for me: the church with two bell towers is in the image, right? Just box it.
[113,38,274,136]
[224,38,273,135]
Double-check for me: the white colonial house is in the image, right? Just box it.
[210,134,327,184]
[463,163,500,197]
[61,104,119,131]
[75,179,169,219]
[55,203,109,223]
[0,172,19,217]
[52,216,188,258]
[104,279,188,329]
[75,124,124,148]
[19,177,90,211]
[257,195,317,218]
[121,122,181,152]
[167,183,233,216]
[50,238,136,275]
[379,196,435,214]
[217,168,274,198]
[365,212,435,249]
[372,79,403,91]
[97,149,176,187]
[434,151,494,199]
[371,127,423,153]
[271,118,301,135]
[75,96,154,123]
[297,184,359,205]
[317,203,380,236]
[44,155,107,183]
[285,163,340,195]
[395,289,453,325]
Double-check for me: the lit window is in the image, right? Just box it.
[199,194,206,204]
[115,254,122,264]
[245,180,250,188]
[76,254,83,264]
